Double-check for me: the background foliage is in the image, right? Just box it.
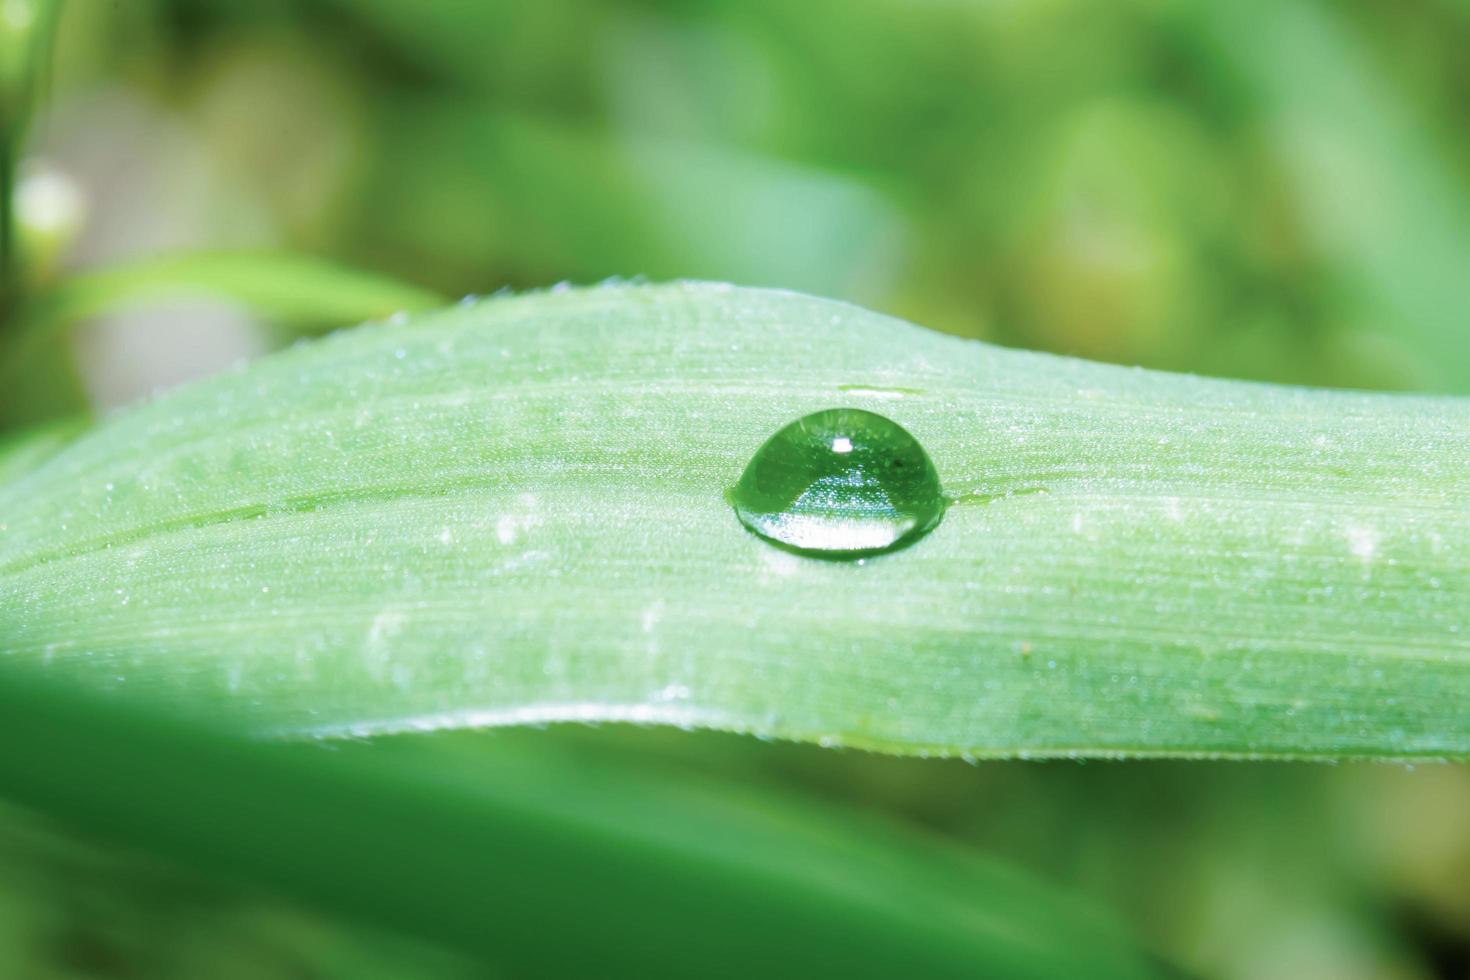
[2,1,1470,978]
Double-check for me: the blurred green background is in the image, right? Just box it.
[4,0,1470,977]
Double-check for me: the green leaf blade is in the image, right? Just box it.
[4,249,444,357]
[1,283,1467,758]
[0,664,1159,980]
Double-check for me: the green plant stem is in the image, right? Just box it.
[0,0,64,323]
[0,133,17,317]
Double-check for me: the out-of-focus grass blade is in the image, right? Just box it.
[0,250,442,427]
[1188,0,1470,393]
[0,661,1159,980]
[0,283,1466,759]
[5,248,443,353]
[363,107,904,301]
[308,0,597,94]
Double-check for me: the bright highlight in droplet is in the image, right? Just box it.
[729,408,946,559]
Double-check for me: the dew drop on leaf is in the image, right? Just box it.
[730,408,945,559]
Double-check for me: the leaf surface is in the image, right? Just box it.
[1,283,1466,758]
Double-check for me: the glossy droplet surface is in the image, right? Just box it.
[730,408,945,558]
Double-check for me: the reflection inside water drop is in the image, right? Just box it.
[729,408,946,559]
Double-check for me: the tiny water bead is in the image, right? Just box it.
[730,408,946,559]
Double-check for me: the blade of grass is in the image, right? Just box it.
[1187,0,1470,393]
[0,0,60,311]
[0,248,444,377]
[0,282,1466,758]
[0,660,1158,980]
[365,106,905,299]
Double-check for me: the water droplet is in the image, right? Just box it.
[729,408,945,559]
